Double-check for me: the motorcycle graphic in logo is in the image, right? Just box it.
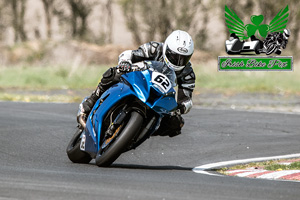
[219,5,293,71]
[225,5,290,55]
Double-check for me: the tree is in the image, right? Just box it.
[10,0,27,42]
[41,0,55,39]
[104,0,113,43]
[289,1,300,50]
[120,0,142,45]
[97,0,113,44]
[0,1,8,41]
[120,0,204,47]
[67,0,98,39]
[157,0,171,41]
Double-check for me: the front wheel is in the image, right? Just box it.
[95,111,143,167]
[66,128,92,163]
[266,43,277,55]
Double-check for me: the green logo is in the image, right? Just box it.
[225,5,289,40]
[218,56,293,71]
[221,5,293,71]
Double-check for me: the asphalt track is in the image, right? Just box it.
[0,101,299,200]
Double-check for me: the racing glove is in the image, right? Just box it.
[117,61,132,72]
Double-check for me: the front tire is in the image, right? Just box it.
[95,111,143,167]
[66,129,92,163]
[266,43,276,55]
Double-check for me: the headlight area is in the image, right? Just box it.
[147,87,162,105]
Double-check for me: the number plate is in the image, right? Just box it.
[151,72,172,93]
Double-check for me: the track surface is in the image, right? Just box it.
[0,102,299,200]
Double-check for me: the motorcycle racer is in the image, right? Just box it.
[78,30,195,137]
[263,29,290,55]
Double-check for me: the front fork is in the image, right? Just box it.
[105,105,129,139]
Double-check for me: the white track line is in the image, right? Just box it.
[193,153,300,179]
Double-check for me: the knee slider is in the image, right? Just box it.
[101,67,116,85]
[102,67,114,78]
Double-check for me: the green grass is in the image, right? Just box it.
[0,92,82,103]
[0,63,299,94]
[265,162,300,171]
[218,160,277,173]
[218,160,300,174]
[0,65,107,90]
[194,63,300,94]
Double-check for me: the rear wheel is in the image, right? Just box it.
[66,129,92,163]
[95,111,143,167]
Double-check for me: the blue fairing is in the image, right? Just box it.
[83,69,177,155]
[123,70,177,113]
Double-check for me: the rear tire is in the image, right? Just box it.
[95,111,143,167]
[66,129,92,164]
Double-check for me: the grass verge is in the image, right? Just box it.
[194,62,300,94]
[0,63,299,103]
[0,92,82,103]
[0,65,107,90]
[218,159,300,174]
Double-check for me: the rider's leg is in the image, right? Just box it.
[77,67,121,123]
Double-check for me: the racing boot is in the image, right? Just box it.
[77,66,126,128]
[77,84,106,128]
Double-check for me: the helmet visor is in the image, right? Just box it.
[165,46,192,67]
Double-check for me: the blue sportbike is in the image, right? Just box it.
[66,61,179,167]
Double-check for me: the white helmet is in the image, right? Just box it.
[283,29,290,40]
[163,30,194,71]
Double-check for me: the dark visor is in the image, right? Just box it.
[165,45,192,66]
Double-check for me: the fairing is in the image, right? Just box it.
[83,69,177,155]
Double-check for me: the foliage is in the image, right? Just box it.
[68,0,98,39]
[0,0,299,50]
[119,0,209,49]
[265,162,300,171]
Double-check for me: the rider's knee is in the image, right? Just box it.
[100,67,121,88]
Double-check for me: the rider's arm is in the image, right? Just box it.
[176,63,196,114]
[118,42,163,64]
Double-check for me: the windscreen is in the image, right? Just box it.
[148,62,176,87]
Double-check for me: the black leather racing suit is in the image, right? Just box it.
[118,41,196,112]
[81,42,196,137]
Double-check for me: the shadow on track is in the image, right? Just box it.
[109,164,193,171]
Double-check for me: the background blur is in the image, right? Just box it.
[0,0,299,111]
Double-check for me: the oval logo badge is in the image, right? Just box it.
[177,47,188,53]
